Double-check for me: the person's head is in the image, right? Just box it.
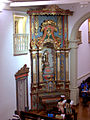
[58,98,64,102]
[66,99,71,104]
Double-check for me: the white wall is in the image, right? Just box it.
[77,20,90,85]
[0,10,30,120]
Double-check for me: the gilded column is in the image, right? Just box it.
[60,51,65,80]
[65,51,69,82]
[39,51,43,83]
[57,51,60,81]
[32,51,37,84]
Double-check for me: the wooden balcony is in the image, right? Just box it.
[13,34,29,55]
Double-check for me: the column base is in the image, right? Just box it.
[70,87,79,105]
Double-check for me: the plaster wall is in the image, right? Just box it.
[0,10,30,120]
[77,20,90,85]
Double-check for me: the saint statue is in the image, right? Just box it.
[42,50,49,68]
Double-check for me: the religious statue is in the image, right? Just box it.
[42,50,49,71]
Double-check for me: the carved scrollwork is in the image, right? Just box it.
[31,39,37,49]
[15,64,29,76]
[27,5,73,16]
[35,16,39,36]
[36,20,61,49]
[57,16,62,35]
[41,20,57,32]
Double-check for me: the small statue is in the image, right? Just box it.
[42,50,49,65]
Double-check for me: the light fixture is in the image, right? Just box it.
[0,0,10,12]
[0,2,5,12]
[80,1,88,8]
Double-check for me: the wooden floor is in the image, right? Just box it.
[74,97,90,120]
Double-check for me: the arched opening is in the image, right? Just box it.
[69,12,90,105]
[70,12,90,41]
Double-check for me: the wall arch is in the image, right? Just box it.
[70,12,90,41]
[69,12,90,105]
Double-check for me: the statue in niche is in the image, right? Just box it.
[42,44,55,83]
[42,50,49,71]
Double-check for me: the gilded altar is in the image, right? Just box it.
[27,5,73,110]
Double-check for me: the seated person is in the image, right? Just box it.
[81,81,88,89]
[81,85,88,104]
[65,99,73,114]
[57,98,65,114]
[57,99,75,120]
[81,81,85,88]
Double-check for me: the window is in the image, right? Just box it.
[13,14,29,55]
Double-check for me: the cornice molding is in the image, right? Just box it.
[27,5,73,16]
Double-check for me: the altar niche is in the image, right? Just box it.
[42,43,56,91]
[28,5,73,110]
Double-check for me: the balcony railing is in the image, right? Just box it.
[13,34,29,55]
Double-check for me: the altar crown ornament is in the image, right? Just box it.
[42,20,56,27]
[41,20,57,32]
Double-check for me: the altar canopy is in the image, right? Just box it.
[27,5,73,110]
